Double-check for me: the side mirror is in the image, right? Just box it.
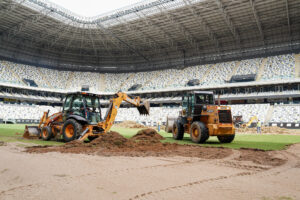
[203,105,207,111]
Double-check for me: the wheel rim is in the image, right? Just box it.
[65,124,75,138]
[192,128,199,138]
[174,127,178,136]
[42,129,48,138]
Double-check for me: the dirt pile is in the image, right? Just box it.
[25,130,286,166]
[114,121,146,128]
[131,128,164,142]
[236,126,293,134]
[26,130,231,159]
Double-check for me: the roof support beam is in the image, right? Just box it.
[215,0,241,45]
[183,0,220,51]
[0,0,26,19]
[88,29,98,57]
[285,0,291,42]
[136,11,180,52]
[96,23,150,62]
[115,17,162,53]
[157,5,201,51]
[0,8,52,42]
[249,0,265,44]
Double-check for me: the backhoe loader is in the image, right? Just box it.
[24,92,150,142]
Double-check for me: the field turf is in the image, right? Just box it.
[1,124,300,150]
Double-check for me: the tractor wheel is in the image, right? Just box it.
[88,136,98,142]
[217,135,235,143]
[190,121,208,143]
[41,126,53,141]
[62,119,82,142]
[172,121,184,140]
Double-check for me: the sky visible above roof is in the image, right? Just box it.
[49,0,144,17]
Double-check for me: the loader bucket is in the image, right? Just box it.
[137,101,150,115]
[23,125,41,139]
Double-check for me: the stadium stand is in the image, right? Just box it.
[1,103,298,124]
[0,54,298,92]
[0,103,59,121]
[270,104,300,123]
[262,54,295,81]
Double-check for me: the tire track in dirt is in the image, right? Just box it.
[66,159,207,180]
[128,171,255,200]
[0,184,38,196]
[128,150,296,200]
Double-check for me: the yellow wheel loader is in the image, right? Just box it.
[24,92,150,142]
[166,91,235,143]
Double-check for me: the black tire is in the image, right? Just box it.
[217,134,235,143]
[41,126,53,141]
[172,121,184,140]
[62,119,82,142]
[190,121,209,143]
[88,136,98,142]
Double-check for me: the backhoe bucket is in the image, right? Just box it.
[23,125,41,139]
[137,101,150,115]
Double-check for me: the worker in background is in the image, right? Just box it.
[257,119,262,134]
[157,119,161,132]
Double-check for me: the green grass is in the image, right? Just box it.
[0,124,63,146]
[111,127,300,150]
[1,124,300,150]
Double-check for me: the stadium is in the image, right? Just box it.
[0,0,300,199]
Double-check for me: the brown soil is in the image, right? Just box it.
[131,128,164,142]
[26,131,231,159]
[236,148,286,166]
[25,130,286,166]
[2,143,300,200]
[236,126,300,134]
[114,120,146,128]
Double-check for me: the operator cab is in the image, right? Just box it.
[181,91,215,117]
[62,92,102,124]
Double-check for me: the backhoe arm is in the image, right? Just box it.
[100,92,149,132]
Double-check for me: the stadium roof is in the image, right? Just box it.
[0,0,299,73]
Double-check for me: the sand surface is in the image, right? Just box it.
[1,142,300,200]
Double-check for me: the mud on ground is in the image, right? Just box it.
[26,129,286,166]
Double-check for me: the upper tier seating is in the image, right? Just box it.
[0,54,296,92]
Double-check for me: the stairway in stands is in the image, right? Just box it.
[118,73,135,91]
[199,64,217,84]
[2,61,24,85]
[142,70,162,90]
[99,74,106,91]
[295,54,300,78]
[264,105,274,124]
[36,67,52,88]
[65,71,75,89]
[255,57,268,81]
[226,61,241,81]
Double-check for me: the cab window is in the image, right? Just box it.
[63,95,72,111]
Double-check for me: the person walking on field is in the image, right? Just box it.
[257,120,262,134]
[157,119,161,132]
